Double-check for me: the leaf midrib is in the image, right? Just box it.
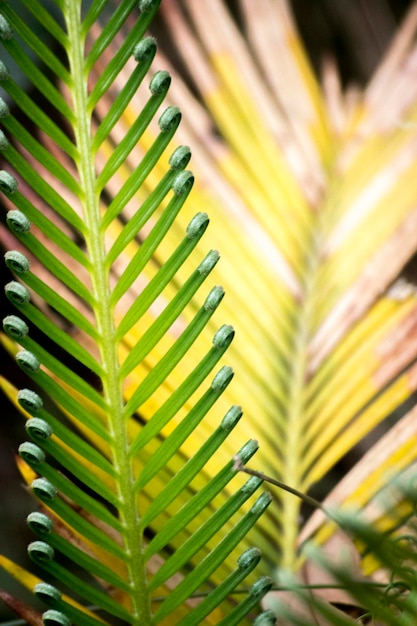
[65,2,150,622]
[280,234,322,570]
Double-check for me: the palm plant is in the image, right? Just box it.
[1,0,417,624]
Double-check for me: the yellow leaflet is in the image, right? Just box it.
[286,33,332,160]
[0,555,109,623]
[307,376,412,486]
[216,150,310,273]
[309,296,412,397]
[303,380,377,482]
[0,554,44,595]
[210,51,313,214]
[319,175,417,315]
[207,103,305,232]
[334,126,417,217]
[350,445,417,513]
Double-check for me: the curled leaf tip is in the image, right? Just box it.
[0,95,9,117]
[26,417,53,439]
[132,36,156,63]
[4,250,30,273]
[203,285,224,311]
[198,249,219,276]
[150,69,171,95]
[27,512,53,536]
[16,349,40,373]
[0,14,13,40]
[31,477,57,501]
[19,441,45,465]
[0,169,17,193]
[42,609,71,626]
[251,493,273,516]
[28,540,54,564]
[186,211,208,238]
[34,582,61,603]
[0,59,9,80]
[3,314,29,339]
[172,170,194,196]
[169,145,191,171]
[5,280,31,304]
[221,405,243,431]
[7,209,31,233]
[0,129,9,149]
[250,576,273,600]
[236,439,259,465]
[158,105,181,132]
[237,547,262,570]
[18,388,43,413]
[211,365,234,391]
[138,0,159,13]
[212,325,234,349]
[253,610,277,625]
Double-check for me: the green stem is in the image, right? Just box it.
[233,456,327,516]
[64,2,150,622]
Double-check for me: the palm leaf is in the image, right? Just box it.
[0,1,273,624]
[146,0,417,565]
[3,1,417,625]
[133,0,417,615]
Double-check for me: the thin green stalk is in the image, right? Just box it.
[64,2,150,622]
[233,455,327,517]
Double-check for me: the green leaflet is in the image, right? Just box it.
[0,1,270,624]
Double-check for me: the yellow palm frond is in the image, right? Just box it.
[127,0,417,571]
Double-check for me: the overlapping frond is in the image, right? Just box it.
[133,0,417,581]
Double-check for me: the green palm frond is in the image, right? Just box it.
[0,1,274,624]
